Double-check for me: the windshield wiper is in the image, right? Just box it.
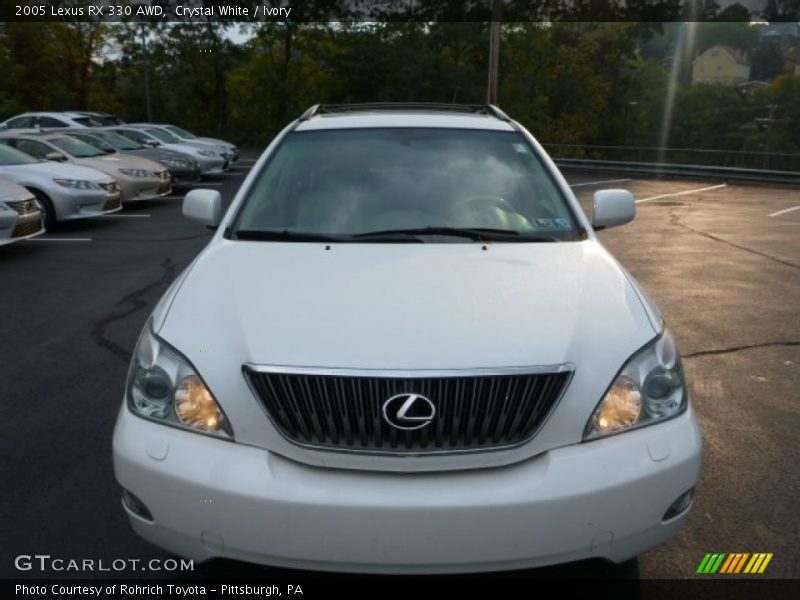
[352,227,558,242]
[235,229,344,243]
[234,229,425,243]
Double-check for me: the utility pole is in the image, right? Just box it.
[487,0,501,105]
[756,104,791,170]
[139,24,153,122]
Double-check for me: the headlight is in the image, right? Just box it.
[197,150,216,157]
[53,179,101,190]
[584,327,687,440]
[127,321,232,438]
[163,159,190,168]
[119,168,156,178]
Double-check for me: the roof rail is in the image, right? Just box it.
[297,103,511,122]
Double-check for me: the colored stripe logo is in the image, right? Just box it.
[696,553,773,574]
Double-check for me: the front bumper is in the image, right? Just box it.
[169,166,202,186]
[52,188,119,221]
[196,156,228,175]
[0,205,44,245]
[113,405,702,574]
[118,176,172,202]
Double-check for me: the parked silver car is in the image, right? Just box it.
[0,178,44,245]
[110,127,229,175]
[0,133,171,203]
[130,125,233,169]
[136,123,238,162]
[0,144,120,228]
[64,129,201,187]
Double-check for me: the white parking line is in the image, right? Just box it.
[570,178,633,188]
[636,184,727,204]
[768,205,800,218]
[98,214,151,218]
[25,237,92,242]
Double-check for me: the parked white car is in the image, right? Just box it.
[136,123,239,162]
[0,133,171,203]
[109,127,229,175]
[0,178,44,245]
[0,111,108,129]
[0,144,120,228]
[113,104,702,574]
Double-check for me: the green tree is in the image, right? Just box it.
[751,40,787,82]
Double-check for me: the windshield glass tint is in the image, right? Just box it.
[72,134,115,152]
[0,144,40,165]
[116,129,151,144]
[73,117,102,126]
[100,131,142,150]
[147,128,178,143]
[51,136,106,158]
[167,125,195,139]
[235,128,579,240]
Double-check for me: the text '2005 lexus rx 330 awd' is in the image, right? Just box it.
[113,103,702,574]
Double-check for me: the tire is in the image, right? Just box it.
[30,189,55,230]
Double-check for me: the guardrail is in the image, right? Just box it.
[552,158,800,186]
[543,144,800,172]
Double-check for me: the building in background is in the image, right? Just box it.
[691,45,751,86]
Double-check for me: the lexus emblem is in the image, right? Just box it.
[382,393,436,430]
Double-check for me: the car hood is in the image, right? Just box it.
[160,240,657,370]
[196,136,234,149]
[0,161,114,183]
[0,177,34,202]
[76,154,165,173]
[134,148,196,163]
[162,143,213,157]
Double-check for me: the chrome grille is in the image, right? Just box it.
[5,198,37,215]
[244,367,572,454]
[100,182,119,193]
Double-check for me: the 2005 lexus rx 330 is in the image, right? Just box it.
[113,103,702,573]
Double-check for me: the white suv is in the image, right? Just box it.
[113,104,702,573]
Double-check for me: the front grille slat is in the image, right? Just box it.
[245,368,571,454]
[11,219,42,238]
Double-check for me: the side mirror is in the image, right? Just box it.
[592,189,635,230]
[183,189,221,228]
[45,151,67,162]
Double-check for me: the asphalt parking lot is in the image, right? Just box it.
[1,159,798,580]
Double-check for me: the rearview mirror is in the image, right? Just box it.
[592,189,635,230]
[45,151,67,162]
[183,189,221,228]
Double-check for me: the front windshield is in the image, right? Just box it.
[115,129,153,145]
[0,144,40,165]
[73,117,104,127]
[99,131,143,150]
[51,136,106,158]
[166,125,195,139]
[71,134,116,153]
[146,128,179,143]
[234,128,580,241]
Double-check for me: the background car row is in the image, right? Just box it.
[0,111,239,244]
